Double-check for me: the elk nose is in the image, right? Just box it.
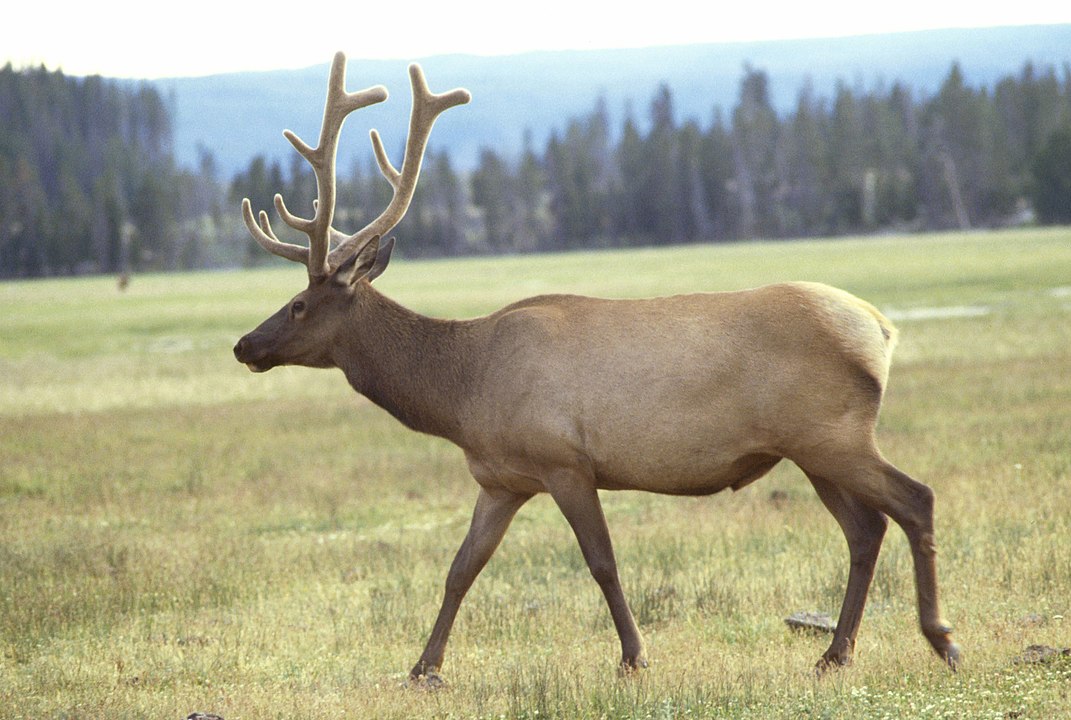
[233,337,248,361]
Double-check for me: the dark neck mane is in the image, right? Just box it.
[336,283,476,442]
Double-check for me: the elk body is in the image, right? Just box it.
[233,53,960,680]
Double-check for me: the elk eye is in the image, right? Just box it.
[291,300,306,316]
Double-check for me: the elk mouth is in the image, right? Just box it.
[244,361,273,373]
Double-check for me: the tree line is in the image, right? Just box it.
[2,60,1070,277]
[0,64,225,277]
[396,60,1071,256]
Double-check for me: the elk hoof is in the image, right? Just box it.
[814,652,852,678]
[618,655,649,677]
[923,622,960,671]
[943,642,962,671]
[406,671,446,690]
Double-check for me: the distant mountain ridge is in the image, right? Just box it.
[158,24,1071,178]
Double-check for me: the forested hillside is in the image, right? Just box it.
[167,25,1071,177]
[2,54,1070,277]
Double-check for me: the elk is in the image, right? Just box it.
[233,52,960,682]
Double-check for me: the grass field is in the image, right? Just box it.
[2,228,1070,719]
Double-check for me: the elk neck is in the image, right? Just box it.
[335,282,477,443]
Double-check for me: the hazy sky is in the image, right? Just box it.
[4,1,1070,79]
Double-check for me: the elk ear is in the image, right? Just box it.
[333,235,382,287]
[365,236,395,283]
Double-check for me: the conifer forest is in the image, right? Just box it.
[1,60,1070,278]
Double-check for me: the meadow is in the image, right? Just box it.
[1,228,1069,719]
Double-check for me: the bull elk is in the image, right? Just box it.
[233,52,960,681]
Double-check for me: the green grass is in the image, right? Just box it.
[2,228,1070,718]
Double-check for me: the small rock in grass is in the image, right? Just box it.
[1014,644,1070,665]
[768,490,790,509]
[785,611,836,634]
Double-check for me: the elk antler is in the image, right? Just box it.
[325,64,471,269]
[242,52,471,280]
[241,52,386,279]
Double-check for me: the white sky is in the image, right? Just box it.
[4,1,1070,79]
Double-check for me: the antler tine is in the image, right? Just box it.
[242,198,309,264]
[242,51,388,279]
[327,63,471,269]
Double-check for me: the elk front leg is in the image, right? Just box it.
[409,486,531,681]
[546,472,647,672]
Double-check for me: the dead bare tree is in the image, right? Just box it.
[233,52,960,682]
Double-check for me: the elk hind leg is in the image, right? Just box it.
[809,454,959,669]
[806,473,888,673]
[879,461,960,668]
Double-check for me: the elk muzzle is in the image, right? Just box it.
[233,333,275,373]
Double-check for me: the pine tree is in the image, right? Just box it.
[1031,123,1071,223]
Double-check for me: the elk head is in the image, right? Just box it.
[233,52,470,372]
